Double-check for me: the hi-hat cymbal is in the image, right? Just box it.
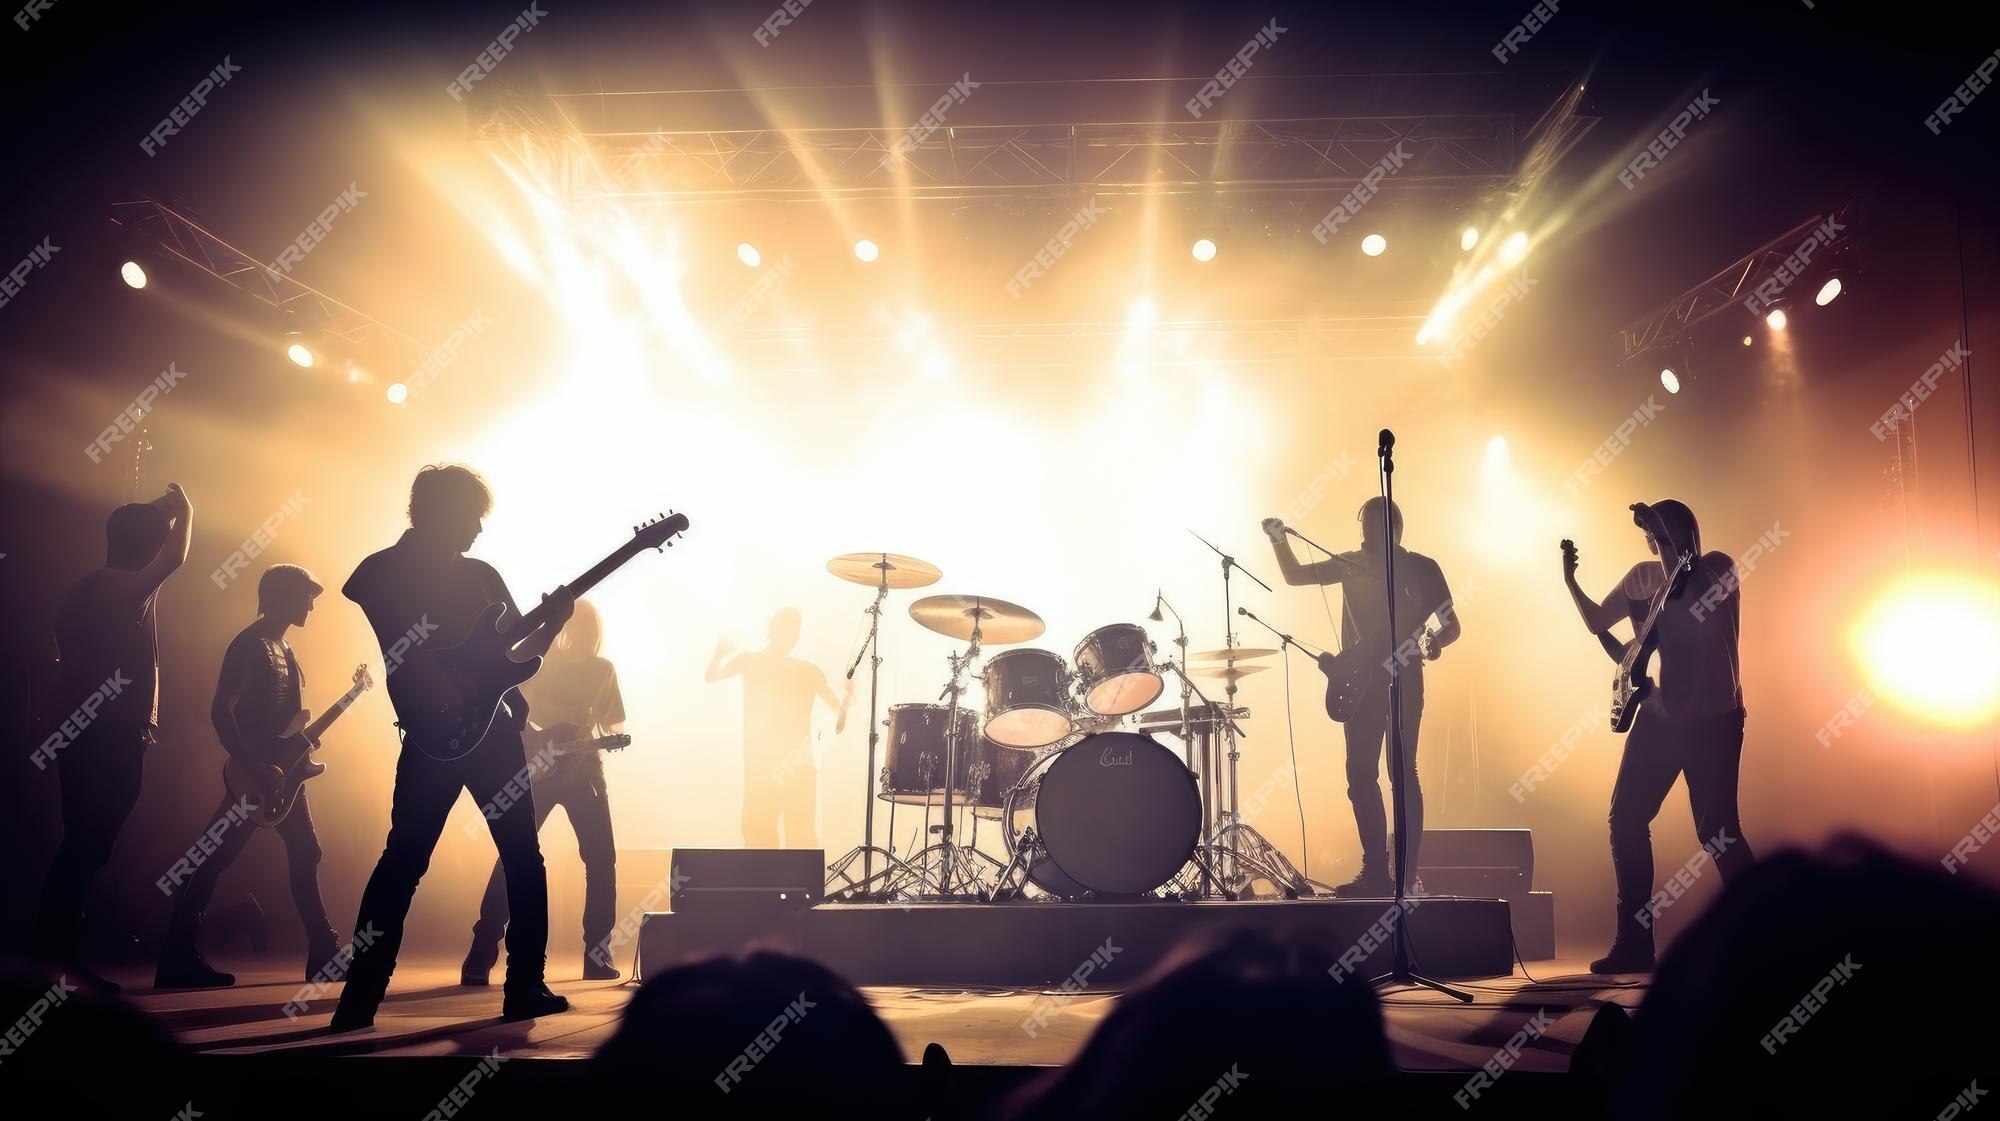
[1189,647,1280,662]
[1186,663,1270,683]
[827,552,943,589]
[908,594,1045,644]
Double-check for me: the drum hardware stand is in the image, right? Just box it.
[1188,529,1274,892]
[1155,657,1241,899]
[1148,591,1212,899]
[825,559,923,902]
[1368,429,1472,1003]
[925,618,982,897]
[990,826,1048,901]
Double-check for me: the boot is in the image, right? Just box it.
[581,944,621,981]
[305,927,341,984]
[155,940,235,989]
[330,984,382,1031]
[461,935,499,987]
[63,961,121,997]
[1332,866,1395,899]
[1589,930,1656,975]
[501,983,570,1021]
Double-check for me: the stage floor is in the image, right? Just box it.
[134,955,1644,1072]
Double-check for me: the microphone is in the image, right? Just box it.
[1236,606,1248,615]
[1378,428,1395,456]
[1148,591,1165,623]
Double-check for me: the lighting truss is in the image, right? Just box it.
[1617,201,1859,364]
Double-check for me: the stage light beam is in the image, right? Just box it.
[1460,228,1479,252]
[1500,232,1530,266]
[120,261,148,289]
[1191,238,1217,262]
[1361,234,1387,257]
[1765,308,1789,331]
[1852,573,2000,728]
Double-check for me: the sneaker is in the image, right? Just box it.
[501,984,570,1021]
[155,946,235,989]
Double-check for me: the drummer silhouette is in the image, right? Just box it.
[706,609,851,848]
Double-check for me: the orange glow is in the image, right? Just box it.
[1851,573,2000,729]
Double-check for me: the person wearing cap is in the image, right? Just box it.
[156,563,341,988]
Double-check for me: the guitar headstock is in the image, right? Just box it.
[353,663,375,692]
[602,734,632,752]
[632,511,690,553]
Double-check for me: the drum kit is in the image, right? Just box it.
[820,549,1315,904]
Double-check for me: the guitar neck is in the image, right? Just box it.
[303,683,367,743]
[501,544,643,642]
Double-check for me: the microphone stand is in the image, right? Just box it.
[1189,529,1274,893]
[1369,430,1472,1003]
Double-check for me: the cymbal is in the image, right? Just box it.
[908,594,1045,644]
[827,552,943,590]
[1186,664,1269,683]
[1189,647,1280,662]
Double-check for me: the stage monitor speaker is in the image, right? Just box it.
[1393,828,1535,898]
[670,848,824,914]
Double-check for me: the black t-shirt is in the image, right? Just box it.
[56,567,161,731]
[344,529,529,727]
[1305,547,1454,679]
[217,626,303,751]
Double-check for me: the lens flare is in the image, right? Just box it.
[120,261,148,289]
[1852,573,2000,729]
[1191,238,1217,262]
[1361,234,1387,257]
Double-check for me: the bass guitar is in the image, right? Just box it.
[389,513,688,762]
[223,663,373,827]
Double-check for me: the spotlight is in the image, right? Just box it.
[386,382,409,405]
[1191,238,1217,262]
[1485,434,1509,466]
[1660,368,1681,395]
[1361,234,1387,257]
[284,336,317,368]
[1814,276,1843,306]
[1742,335,1754,347]
[1460,228,1479,252]
[1853,573,2000,728]
[119,261,148,289]
[854,239,879,263]
[1500,231,1530,266]
[1765,308,1789,331]
[737,243,762,268]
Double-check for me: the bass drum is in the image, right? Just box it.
[1003,732,1200,897]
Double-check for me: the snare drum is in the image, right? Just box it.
[879,703,977,804]
[1002,732,1201,897]
[982,648,1074,749]
[1072,623,1163,716]
[964,736,1037,819]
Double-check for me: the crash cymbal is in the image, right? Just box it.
[1189,647,1280,662]
[908,594,1045,644]
[827,552,943,590]
[1186,663,1270,683]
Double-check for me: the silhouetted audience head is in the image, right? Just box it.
[0,963,183,1116]
[1614,835,1999,1119]
[105,501,171,568]
[1004,929,1393,1120]
[594,950,907,1116]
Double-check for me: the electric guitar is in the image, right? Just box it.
[389,513,688,762]
[524,721,633,760]
[1564,526,1696,734]
[223,663,373,828]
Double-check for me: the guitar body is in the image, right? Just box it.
[392,601,542,762]
[220,663,374,827]
[1317,648,1378,723]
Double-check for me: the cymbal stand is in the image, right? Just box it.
[825,561,923,902]
[1188,529,1274,889]
[904,621,981,897]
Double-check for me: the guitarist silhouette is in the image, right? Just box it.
[157,564,343,989]
[1563,499,1755,975]
[333,465,574,1029]
[1264,498,1459,898]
